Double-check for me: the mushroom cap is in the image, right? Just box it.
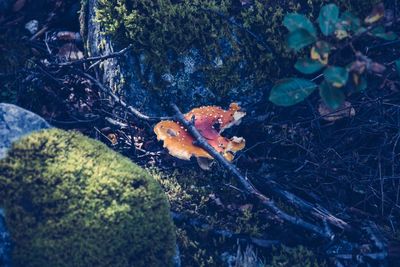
[154,120,212,160]
[184,103,246,138]
[154,103,246,161]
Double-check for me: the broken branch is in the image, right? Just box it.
[59,45,133,66]
[171,103,337,239]
[82,72,172,121]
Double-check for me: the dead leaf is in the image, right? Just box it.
[56,31,82,42]
[369,62,386,74]
[364,3,385,24]
[318,101,356,122]
[107,133,118,145]
[57,43,84,61]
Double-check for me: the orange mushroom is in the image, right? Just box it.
[154,103,246,162]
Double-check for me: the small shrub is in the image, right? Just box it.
[269,3,399,110]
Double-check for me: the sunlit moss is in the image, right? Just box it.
[93,0,379,97]
[0,129,176,267]
[151,166,272,266]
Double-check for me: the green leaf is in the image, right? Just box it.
[355,27,367,35]
[364,3,385,24]
[269,78,317,106]
[340,11,361,32]
[319,81,345,110]
[371,26,398,41]
[324,66,349,88]
[283,13,317,37]
[294,58,325,74]
[318,4,340,36]
[396,59,400,76]
[286,29,316,51]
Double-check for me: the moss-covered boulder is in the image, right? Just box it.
[0,129,176,267]
[83,0,381,115]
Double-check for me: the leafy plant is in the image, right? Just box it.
[269,3,399,110]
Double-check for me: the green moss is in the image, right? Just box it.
[94,0,379,96]
[0,129,176,267]
[152,166,273,266]
[270,245,327,267]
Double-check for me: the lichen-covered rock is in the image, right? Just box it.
[0,103,51,159]
[83,0,380,115]
[0,103,50,267]
[0,129,176,267]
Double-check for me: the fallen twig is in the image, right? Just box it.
[58,45,133,67]
[263,180,351,231]
[82,72,172,122]
[171,103,339,239]
[66,72,350,238]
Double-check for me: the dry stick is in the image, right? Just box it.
[171,103,334,239]
[29,25,49,41]
[264,180,350,231]
[82,72,172,121]
[81,70,346,237]
[59,45,134,67]
[83,71,348,236]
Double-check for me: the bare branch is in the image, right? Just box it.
[171,102,337,239]
[58,45,133,67]
[82,72,172,121]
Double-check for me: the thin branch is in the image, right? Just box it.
[82,72,172,121]
[171,103,337,239]
[58,45,133,67]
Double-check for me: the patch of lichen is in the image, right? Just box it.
[0,129,176,267]
[94,0,380,97]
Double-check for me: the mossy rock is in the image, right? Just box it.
[83,0,381,114]
[0,129,176,267]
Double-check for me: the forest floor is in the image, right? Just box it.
[1,0,400,266]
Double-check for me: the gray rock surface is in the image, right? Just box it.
[0,103,51,267]
[86,0,165,116]
[85,0,268,116]
[0,103,51,159]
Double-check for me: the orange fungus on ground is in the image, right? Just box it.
[154,103,246,161]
